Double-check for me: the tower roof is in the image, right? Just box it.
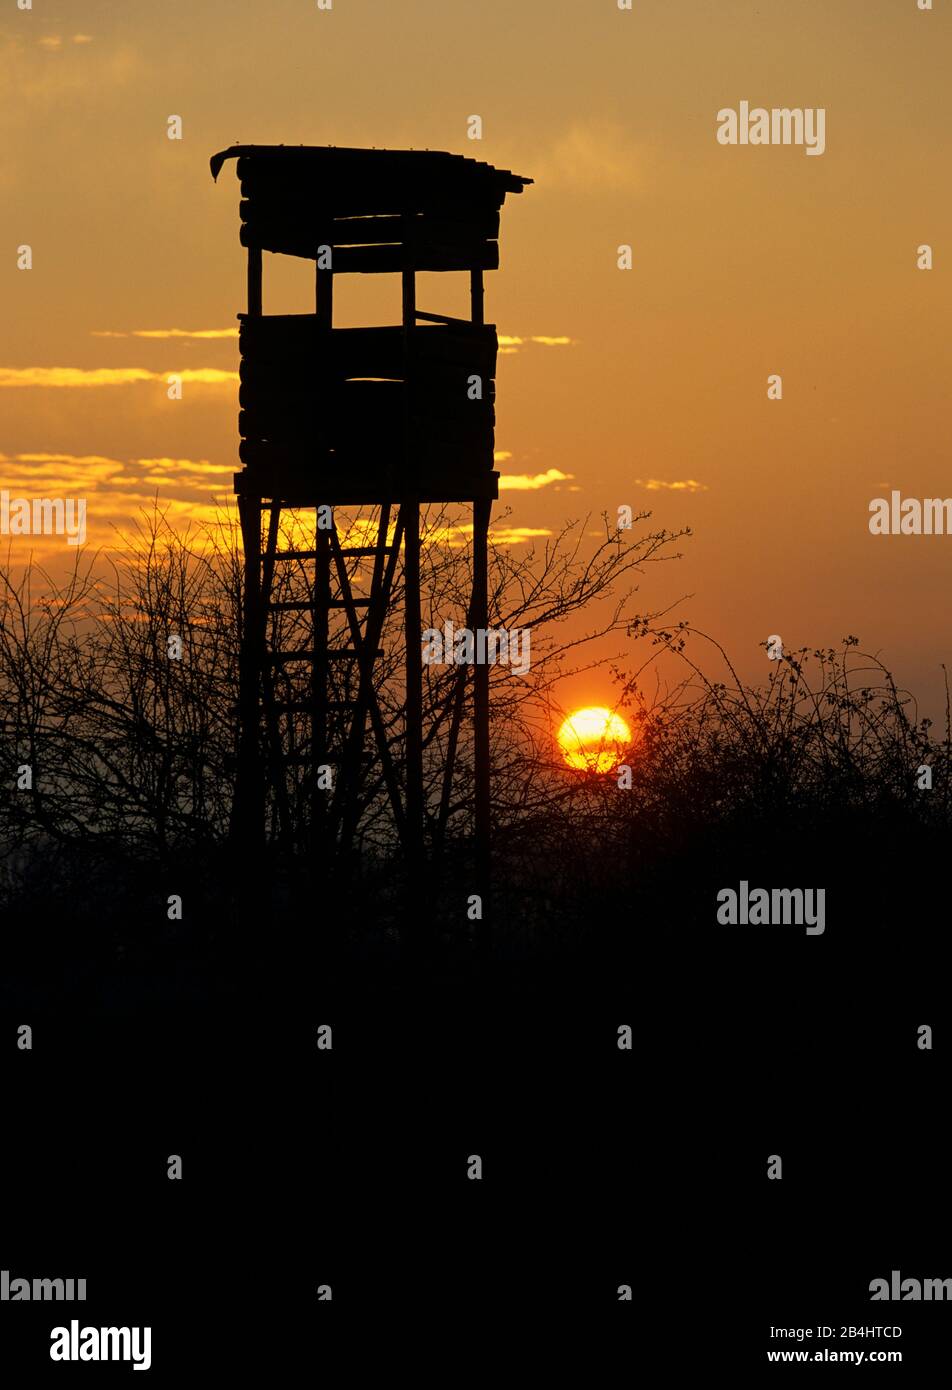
[210,144,532,212]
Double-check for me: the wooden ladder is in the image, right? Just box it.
[257,501,408,856]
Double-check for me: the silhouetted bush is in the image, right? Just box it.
[2,510,947,983]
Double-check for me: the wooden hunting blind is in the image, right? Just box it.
[210,144,531,896]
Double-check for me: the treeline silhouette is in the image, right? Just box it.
[1,507,948,1000]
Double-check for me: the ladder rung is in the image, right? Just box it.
[272,549,317,561]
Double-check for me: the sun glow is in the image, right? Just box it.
[557,707,632,773]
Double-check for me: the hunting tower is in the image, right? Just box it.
[210,145,531,904]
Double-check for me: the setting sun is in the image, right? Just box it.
[557,707,632,773]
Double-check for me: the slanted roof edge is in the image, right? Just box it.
[209,145,532,190]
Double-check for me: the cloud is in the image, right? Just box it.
[498,334,576,357]
[35,35,93,50]
[446,523,553,543]
[0,451,239,559]
[2,452,122,466]
[0,453,233,496]
[0,441,556,560]
[633,478,709,493]
[0,452,126,483]
[487,526,553,545]
[499,469,574,492]
[533,121,652,193]
[0,367,237,388]
[134,458,235,487]
[135,458,233,476]
[92,328,239,340]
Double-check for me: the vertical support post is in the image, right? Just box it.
[313,244,332,863]
[248,245,262,317]
[259,501,291,845]
[234,493,264,855]
[233,241,265,859]
[316,248,333,330]
[403,500,424,895]
[231,491,264,986]
[311,525,331,859]
[472,495,492,958]
[230,243,266,974]
[309,520,332,976]
[401,247,425,948]
[402,258,416,490]
[470,266,490,955]
[470,267,484,328]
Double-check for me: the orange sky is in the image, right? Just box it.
[2,0,951,714]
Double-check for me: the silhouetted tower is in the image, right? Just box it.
[210,145,531,912]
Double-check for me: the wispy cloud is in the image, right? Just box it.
[431,524,553,547]
[487,526,553,545]
[634,478,709,493]
[37,35,94,49]
[498,334,576,357]
[0,453,231,495]
[499,468,574,491]
[135,458,232,476]
[0,367,237,388]
[92,328,239,340]
[92,329,567,354]
[0,451,125,481]
[533,120,653,193]
[0,452,236,557]
[133,458,235,487]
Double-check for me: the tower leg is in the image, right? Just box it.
[311,522,331,861]
[403,499,425,952]
[232,493,266,983]
[473,496,492,957]
[234,494,264,856]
